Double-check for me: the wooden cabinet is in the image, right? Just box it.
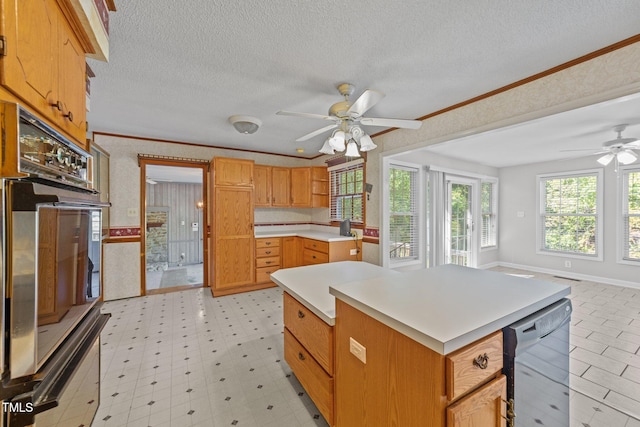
[255,238,280,284]
[447,376,507,427]
[214,157,254,186]
[255,165,291,207]
[211,157,255,296]
[281,236,301,268]
[301,238,361,266]
[0,0,88,146]
[290,167,311,207]
[284,292,335,425]
[311,166,329,208]
[334,299,508,427]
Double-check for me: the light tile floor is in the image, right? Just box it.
[493,266,640,425]
[94,272,640,427]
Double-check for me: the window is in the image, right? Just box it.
[329,159,364,223]
[480,180,498,248]
[622,167,640,262]
[538,170,602,258]
[388,165,419,263]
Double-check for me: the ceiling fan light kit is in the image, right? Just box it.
[595,124,639,169]
[276,83,422,156]
[228,115,262,134]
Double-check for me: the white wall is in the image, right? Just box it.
[500,157,638,286]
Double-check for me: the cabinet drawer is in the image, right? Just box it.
[283,292,333,374]
[256,266,279,283]
[303,249,329,265]
[303,239,329,253]
[256,238,280,249]
[446,330,503,401]
[256,246,280,258]
[256,256,280,268]
[285,328,333,425]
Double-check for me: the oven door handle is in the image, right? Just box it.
[6,309,110,425]
[53,200,111,208]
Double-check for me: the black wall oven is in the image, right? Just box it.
[1,102,110,426]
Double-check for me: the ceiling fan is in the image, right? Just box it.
[564,124,639,169]
[277,83,422,156]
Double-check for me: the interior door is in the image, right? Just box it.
[446,176,478,267]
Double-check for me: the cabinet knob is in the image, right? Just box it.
[298,352,305,361]
[297,310,305,319]
[50,100,63,111]
[64,111,74,122]
[473,353,489,369]
[265,242,271,246]
[265,251,271,254]
[312,255,316,259]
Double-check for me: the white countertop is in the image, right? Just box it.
[329,264,570,354]
[255,230,357,242]
[270,261,399,325]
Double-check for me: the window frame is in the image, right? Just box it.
[618,165,640,265]
[328,159,365,224]
[480,178,499,251]
[536,168,603,261]
[387,163,421,266]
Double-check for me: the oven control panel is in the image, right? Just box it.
[17,107,92,189]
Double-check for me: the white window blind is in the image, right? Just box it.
[623,168,640,261]
[388,165,419,262]
[539,171,600,256]
[329,160,364,223]
[481,181,497,248]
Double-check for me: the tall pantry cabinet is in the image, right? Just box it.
[211,157,256,296]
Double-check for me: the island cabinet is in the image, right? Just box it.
[0,0,88,147]
[334,299,507,427]
[283,292,335,425]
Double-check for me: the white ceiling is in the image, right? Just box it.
[87,1,640,160]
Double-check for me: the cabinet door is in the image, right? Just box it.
[214,187,254,289]
[271,167,291,207]
[254,165,272,207]
[282,236,300,268]
[290,167,311,207]
[446,375,507,427]
[56,12,87,144]
[214,157,254,186]
[0,0,57,118]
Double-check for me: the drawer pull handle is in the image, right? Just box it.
[265,242,271,245]
[297,310,305,319]
[265,261,272,264]
[298,352,306,361]
[265,251,272,254]
[473,353,489,369]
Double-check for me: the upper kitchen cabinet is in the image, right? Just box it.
[254,165,291,207]
[214,157,254,186]
[290,167,311,207]
[0,0,113,148]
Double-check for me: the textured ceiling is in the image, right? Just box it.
[87,1,640,159]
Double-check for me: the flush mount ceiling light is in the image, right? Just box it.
[228,115,262,134]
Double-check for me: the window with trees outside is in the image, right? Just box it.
[388,165,419,262]
[329,160,364,223]
[622,167,640,262]
[538,170,602,258]
[481,180,497,248]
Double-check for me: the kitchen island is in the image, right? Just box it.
[271,262,570,427]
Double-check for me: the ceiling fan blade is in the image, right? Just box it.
[347,89,385,117]
[359,117,422,129]
[277,110,334,121]
[295,124,338,142]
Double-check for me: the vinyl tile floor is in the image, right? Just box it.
[94,275,640,427]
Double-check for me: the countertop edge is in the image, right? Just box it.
[329,286,571,355]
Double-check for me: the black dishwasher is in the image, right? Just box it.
[503,298,572,427]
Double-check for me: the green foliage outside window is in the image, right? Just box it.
[625,171,640,260]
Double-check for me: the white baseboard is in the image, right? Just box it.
[496,262,640,290]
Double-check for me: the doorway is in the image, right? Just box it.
[446,176,478,267]
[140,159,209,295]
